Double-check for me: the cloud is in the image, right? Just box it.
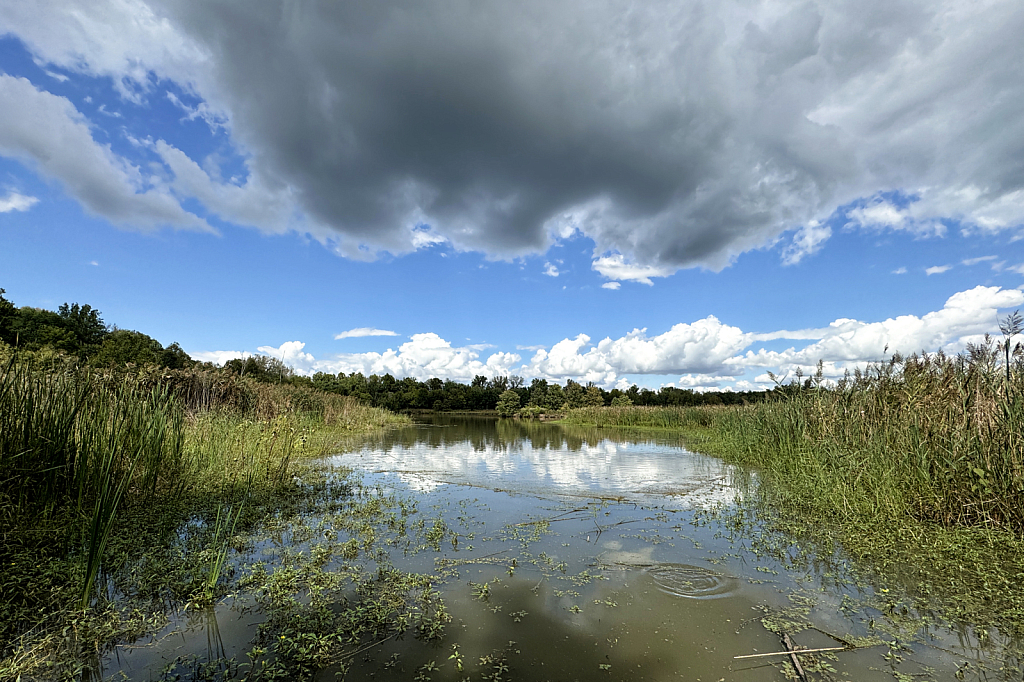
[892,267,907,274]
[730,286,1024,377]
[256,341,316,371]
[189,349,251,365]
[962,255,997,266]
[926,265,952,275]
[781,220,832,265]
[0,75,209,231]
[521,317,751,384]
[0,190,38,212]
[191,286,1024,388]
[320,334,522,382]
[0,0,211,103]
[601,282,621,290]
[592,254,674,285]
[542,262,559,277]
[334,327,400,340]
[6,1,1024,269]
[845,199,946,237]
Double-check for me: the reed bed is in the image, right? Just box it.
[565,346,1024,531]
[0,354,408,675]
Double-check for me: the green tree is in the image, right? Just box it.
[58,302,108,353]
[0,288,16,345]
[610,395,633,407]
[91,329,163,367]
[225,355,293,383]
[546,384,565,410]
[160,342,194,369]
[495,389,521,417]
[563,380,585,409]
[583,384,605,407]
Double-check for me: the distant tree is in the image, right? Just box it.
[160,342,194,369]
[528,378,548,405]
[8,307,67,351]
[0,289,16,345]
[495,389,521,417]
[563,380,586,409]
[610,395,633,407]
[583,384,605,407]
[91,329,163,367]
[546,384,565,410]
[224,355,293,383]
[58,302,107,351]
[35,325,79,353]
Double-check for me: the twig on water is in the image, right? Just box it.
[733,645,847,659]
[783,634,808,682]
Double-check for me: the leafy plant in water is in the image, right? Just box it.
[199,501,244,604]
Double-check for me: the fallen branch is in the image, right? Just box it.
[734,645,847,660]
[783,634,808,682]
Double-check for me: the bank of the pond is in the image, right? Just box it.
[560,350,1024,640]
[0,356,410,681]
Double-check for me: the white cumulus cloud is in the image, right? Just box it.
[191,286,1024,388]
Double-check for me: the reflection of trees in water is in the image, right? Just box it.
[363,415,689,456]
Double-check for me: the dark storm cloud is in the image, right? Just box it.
[152,0,852,265]
[4,0,1024,273]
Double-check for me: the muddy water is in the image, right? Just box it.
[103,416,1003,681]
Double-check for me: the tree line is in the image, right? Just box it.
[0,287,771,410]
[306,372,769,413]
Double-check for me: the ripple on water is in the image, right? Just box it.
[644,564,738,600]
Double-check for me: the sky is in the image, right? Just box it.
[2,0,1024,391]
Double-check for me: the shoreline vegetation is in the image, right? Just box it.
[561,344,1024,641]
[0,348,409,680]
[5,287,1024,677]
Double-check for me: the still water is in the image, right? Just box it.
[104,416,1006,681]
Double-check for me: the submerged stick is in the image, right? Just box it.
[734,645,847,659]
[783,634,808,682]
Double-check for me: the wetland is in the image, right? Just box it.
[88,415,1022,681]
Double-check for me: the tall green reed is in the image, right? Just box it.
[565,344,1024,530]
[0,356,185,607]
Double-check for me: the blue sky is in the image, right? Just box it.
[2,1,1024,390]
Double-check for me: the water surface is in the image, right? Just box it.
[104,416,1002,681]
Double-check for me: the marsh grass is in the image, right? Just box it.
[564,344,1024,638]
[567,346,1024,530]
[0,353,409,679]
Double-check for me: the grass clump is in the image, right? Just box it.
[0,351,409,680]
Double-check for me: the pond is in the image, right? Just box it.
[101,416,1006,681]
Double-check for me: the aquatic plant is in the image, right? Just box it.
[0,352,410,678]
